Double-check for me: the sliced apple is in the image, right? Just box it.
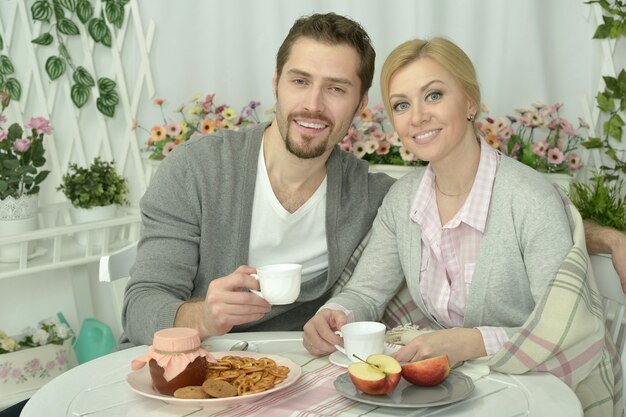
[401,354,450,387]
[347,353,402,395]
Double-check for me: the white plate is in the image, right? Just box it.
[126,351,302,407]
[201,338,259,352]
[329,343,401,368]
[334,370,474,408]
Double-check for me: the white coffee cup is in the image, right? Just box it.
[334,321,386,363]
[251,263,302,305]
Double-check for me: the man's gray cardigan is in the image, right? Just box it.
[122,122,395,345]
[328,157,573,337]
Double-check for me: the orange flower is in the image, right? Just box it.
[153,98,165,105]
[485,133,500,149]
[359,108,372,121]
[150,126,167,143]
[201,119,215,135]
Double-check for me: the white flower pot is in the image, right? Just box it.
[542,173,572,193]
[71,205,118,247]
[368,164,425,180]
[0,338,72,398]
[0,195,39,262]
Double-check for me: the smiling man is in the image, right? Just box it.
[121,13,395,346]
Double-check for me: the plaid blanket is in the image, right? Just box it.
[331,201,623,417]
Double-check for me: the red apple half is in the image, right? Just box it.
[401,354,450,387]
[347,354,402,395]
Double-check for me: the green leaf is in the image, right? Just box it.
[7,123,22,141]
[604,75,619,93]
[583,137,604,149]
[3,159,19,169]
[58,0,77,12]
[26,186,41,195]
[34,171,50,185]
[31,0,53,22]
[593,23,611,38]
[45,56,66,80]
[597,91,615,112]
[605,113,624,141]
[71,83,90,107]
[73,66,95,86]
[88,18,107,42]
[0,55,14,75]
[5,78,21,101]
[59,43,70,61]
[98,90,119,106]
[101,27,112,47]
[57,18,80,36]
[53,2,65,20]
[96,97,115,117]
[32,32,54,46]
[76,0,93,24]
[0,34,3,50]
[105,1,124,28]
[97,77,116,93]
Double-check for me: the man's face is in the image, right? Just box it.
[273,37,367,159]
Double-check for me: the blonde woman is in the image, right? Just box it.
[303,37,621,416]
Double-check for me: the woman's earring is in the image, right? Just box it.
[467,113,475,122]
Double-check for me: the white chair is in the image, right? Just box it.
[591,253,626,416]
[98,242,138,337]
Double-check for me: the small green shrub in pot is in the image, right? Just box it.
[569,175,626,232]
[57,157,128,209]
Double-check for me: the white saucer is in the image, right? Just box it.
[329,343,401,368]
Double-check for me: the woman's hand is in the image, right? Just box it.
[303,309,348,356]
[392,328,487,367]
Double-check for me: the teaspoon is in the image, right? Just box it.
[229,340,249,351]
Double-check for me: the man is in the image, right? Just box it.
[121,13,394,346]
[122,12,626,348]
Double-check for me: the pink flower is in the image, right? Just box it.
[548,148,565,164]
[13,138,31,152]
[165,122,182,137]
[199,94,215,112]
[369,131,386,141]
[578,117,589,129]
[568,153,582,170]
[162,141,177,156]
[339,136,353,152]
[0,130,7,141]
[533,140,548,157]
[46,361,56,371]
[10,368,21,379]
[499,126,514,141]
[27,358,41,372]
[376,141,391,155]
[25,117,53,135]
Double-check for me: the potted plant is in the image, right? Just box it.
[57,157,128,245]
[0,114,52,261]
[339,104,427,179]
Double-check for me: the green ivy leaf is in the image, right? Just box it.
[53,2,65,20]
[583,137,604,149]
[97,77,116,93]
[105,1,124,29]
[597,91,615,112]
[58,0,77,12]
[32,32,54,46]
[593,23,611,39]
[101,27,112,47]
[73,66,95,87]
[76,0,93,24]
[96,97,115,117]
[88,18,108,42]
[604,75,619,93]
[0,55,14,75]
[34,171,51,185]
[0,34,4,50]
[26,186,41,195]
[5,78,21,100]
[45,56,66,80]
[59,43,71,61]
[99,91,119,106]
[31,0,53,22]
[57,18,80,36]
[71,83,90,108]
[605,113,624,141]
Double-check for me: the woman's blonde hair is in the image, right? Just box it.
[380,37,481,131]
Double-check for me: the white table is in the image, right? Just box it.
[21,331,583,417]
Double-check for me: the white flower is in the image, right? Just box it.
[387,132,402,147]
[0,330,6,339]
[400,146,417,162]
[56,324,71,339]
[32,329,50,346]
[22,326,36,337]
[364,140,378,154]
[1,337,18,352]
[357,121,373,133]
[352,141,367,158]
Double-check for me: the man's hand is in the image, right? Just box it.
[584,220,626,292]
[175,265,271,337]
[392,328,487,368]
[303,309,348,356]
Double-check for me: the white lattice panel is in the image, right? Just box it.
[0,0,155,207]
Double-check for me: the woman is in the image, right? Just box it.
[304,37,620,416]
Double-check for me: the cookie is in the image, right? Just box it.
[202,378,237,398]
[173,385,210,399]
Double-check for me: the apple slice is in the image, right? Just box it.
[347,354,402,395]
[401,354,450,387]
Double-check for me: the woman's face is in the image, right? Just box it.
[387,57,475,166]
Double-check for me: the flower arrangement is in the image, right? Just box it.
[0,317,72,354]
[340,104,425,166]
[0,115,53,200]
[476,102,587,175]
[137,93,262,160]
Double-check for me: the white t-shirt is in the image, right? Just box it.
[248,137,329,282]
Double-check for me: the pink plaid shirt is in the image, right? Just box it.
[410,140,508,355]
